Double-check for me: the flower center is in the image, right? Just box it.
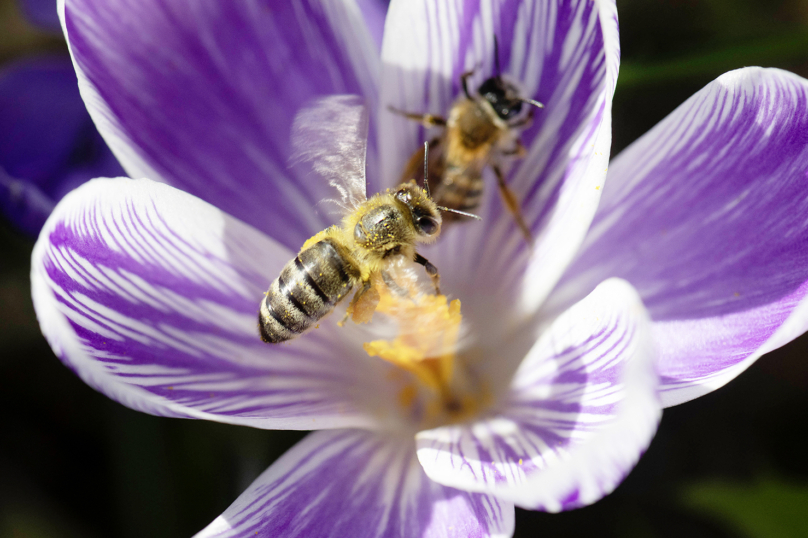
[355,268,488,426]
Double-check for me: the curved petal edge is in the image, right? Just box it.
[31,177,391,430]
[195,429,515,538]
[549,67,808,407]
[417,278,661,511]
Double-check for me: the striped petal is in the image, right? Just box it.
[549,67,808,407]
[416,279,660,511]
[196,429,514,538]
[31,177,398,430]
[60,0,380,251]
[356,0,387,53]
[379,0,619,322]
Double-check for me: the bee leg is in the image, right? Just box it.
[339,280,369,326]
[492,164,534,246]
[381,270,410,298]
[461,70,476,99]
[508,107,535,129]
[387,106,446,128]
[342,279,380,325]
[501,139,527,158]
[414,253,441,295]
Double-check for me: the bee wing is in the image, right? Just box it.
[290,95,369,214]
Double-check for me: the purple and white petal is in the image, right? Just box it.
[416,279,660,512]
[379,0,619,323]
[32,178,400,430]
[196,429,514,538]
[60,0,380,251]
[356,0,388,53]
[549,67,808,406]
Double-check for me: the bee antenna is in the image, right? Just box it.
[423,141,431,198]
[493,35,501,77]
[438,206,483,221]
[519,97,544,109]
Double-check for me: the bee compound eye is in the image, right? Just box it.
[502,99,522,119]
[354,222,367,242]
[417,216,439,235]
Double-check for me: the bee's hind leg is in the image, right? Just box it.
[492,164,534,246]
[508,107,535,129]
[414,253,441,295]
[381,270,410,298]
[341,279,380,326]
[387,106,447,128]
[500,139,527,158]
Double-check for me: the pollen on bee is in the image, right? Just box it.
[348,286,380,324]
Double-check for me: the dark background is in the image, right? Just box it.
[2,0,808,536]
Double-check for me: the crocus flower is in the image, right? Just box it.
[0,0,123,236]
[31,0,808,537]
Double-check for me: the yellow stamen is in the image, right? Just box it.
[362,269,475,422]
[397,384,418,409]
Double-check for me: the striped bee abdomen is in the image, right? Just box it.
[435,168,484,219]
[259,239,359,343]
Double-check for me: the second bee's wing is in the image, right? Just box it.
[290,95,369,213]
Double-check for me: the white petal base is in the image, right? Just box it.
[417,279,661,511]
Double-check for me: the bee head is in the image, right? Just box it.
[478,76,525,121]
[475,36,543,121]
[394,182,442,239]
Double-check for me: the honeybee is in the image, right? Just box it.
[390,39,543,244]
[259,96,476,344]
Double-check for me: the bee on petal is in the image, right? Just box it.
[260,96,476,344]
[391,37,543,244]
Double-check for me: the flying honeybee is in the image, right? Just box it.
[259,96,478,344]
[390,38,543,244]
